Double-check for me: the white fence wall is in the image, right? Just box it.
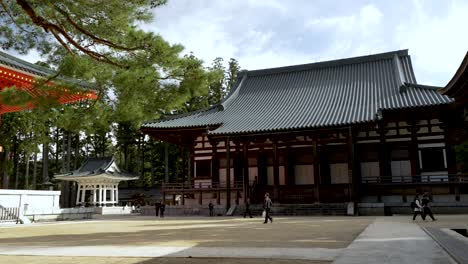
[0,189,61,210]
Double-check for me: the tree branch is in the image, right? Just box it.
[16,0,126,68]
[52,4,144,51]
[0,0,34,34]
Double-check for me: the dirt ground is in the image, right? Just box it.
[0,216,375,264]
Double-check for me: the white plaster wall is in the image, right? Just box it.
[267,166,274,185]
[248,167,258,183]
[294,165,314,184]
[219,168,234,186]
[391,160,411,182]
[330,163,349,184]
[361,162,380,178]
[0,190,61,209]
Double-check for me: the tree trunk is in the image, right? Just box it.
[66,132,71,173]
[1,150,9,189]
[55,128,59,173]
[74,134,79,170]
[25,151,30,189]
[43,138,49,188]
[61,130,66,173]
[13,139,19,189]
[32,151,38,190]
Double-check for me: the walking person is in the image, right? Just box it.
[159,203,165,218]
[263,193,273,224]
[412,194,424,221]
[244,198,253,218]
[208,201,214,217]
[155,201,161,217]
[421,192,437,221]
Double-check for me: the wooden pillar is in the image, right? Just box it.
[243,142,250,202]
[164,143,169,183]
[348,128,359,203]
[93,187,97,206]
[103,185,107,206]
[226,137,231,210]
[181,146,187,182]
[76,184,81,205]
[445,125,459,200]
[110,184,115,206]
[284,147,289,186]
[189,146,194,182]
[378,123,390,181]
[210,139,220,186]
[409,122,420,177]
[257,147,266,186]
[312,140,320,203]
[115,186,119,205]
[81,186,86,204]
[273,140,280,201]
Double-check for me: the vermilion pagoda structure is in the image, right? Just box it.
[0,50,97,114]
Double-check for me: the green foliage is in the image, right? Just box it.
[455,140,468,173]
[0,0,242,190]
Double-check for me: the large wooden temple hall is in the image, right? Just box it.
[142,50,468,213]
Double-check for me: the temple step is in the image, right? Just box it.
[236,203,347,216]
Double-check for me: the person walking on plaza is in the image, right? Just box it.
[159,203,165,218]
[421,192,437,221]
[208,201,214,217]
[263,193,273,224]
[244,198,253,218]
[412,194,424,221]
[155,201,161,217]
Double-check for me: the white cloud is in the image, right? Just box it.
[7,0,467,87]
[395,0,468,85]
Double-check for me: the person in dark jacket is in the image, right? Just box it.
[263,193,273,224]
[159,203,165,218]
[244,198,253,218]
[421,192,437,221]
[155,201,161,217]
[208,201,214,217]
[412,194,424,221]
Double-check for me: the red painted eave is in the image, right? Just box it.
[0,65,98,114]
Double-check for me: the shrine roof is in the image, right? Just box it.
[142,50,453,135]
[55,157,138,181]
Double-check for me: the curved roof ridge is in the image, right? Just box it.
[439,51,468,96]
[404,82,443,91]
[142,104,222,125]
[245,49,409,77]
[221,73,247,109]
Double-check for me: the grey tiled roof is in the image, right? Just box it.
[142,50,453,135]
[55,157,138,179]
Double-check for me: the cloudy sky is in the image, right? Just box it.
[14,0,467,87]
[145,0,467,86]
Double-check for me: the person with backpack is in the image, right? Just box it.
[208,201,214,217]
[421,192,437,221]
[263,193,273,224]
[412,194,424,221]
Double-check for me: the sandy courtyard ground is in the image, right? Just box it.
[0,216,374,264]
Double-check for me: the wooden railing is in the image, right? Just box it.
[362,174,468,184]
[163,181,245,190]
[0,207,20,223]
